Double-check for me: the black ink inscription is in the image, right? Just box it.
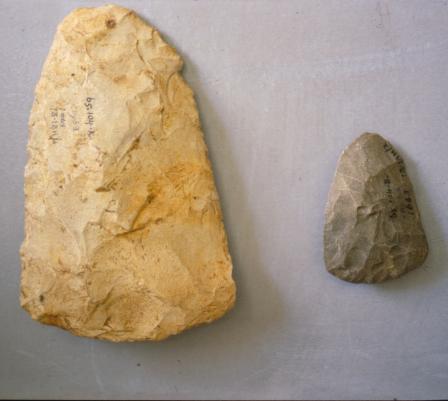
[60,110,66,128]
[383,174,415,220]
[401,189,415,217]
[383,175,397,219]
[84,97,95,139]
[383,141,407,178]
[48,107,66,144]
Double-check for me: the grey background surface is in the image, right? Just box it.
[1,0,448,399]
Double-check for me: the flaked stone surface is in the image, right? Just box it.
[20,5,235,341]
[324,133,428,283]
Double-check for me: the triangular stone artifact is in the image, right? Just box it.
[21,5,236,341]
[324,133,428,283]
